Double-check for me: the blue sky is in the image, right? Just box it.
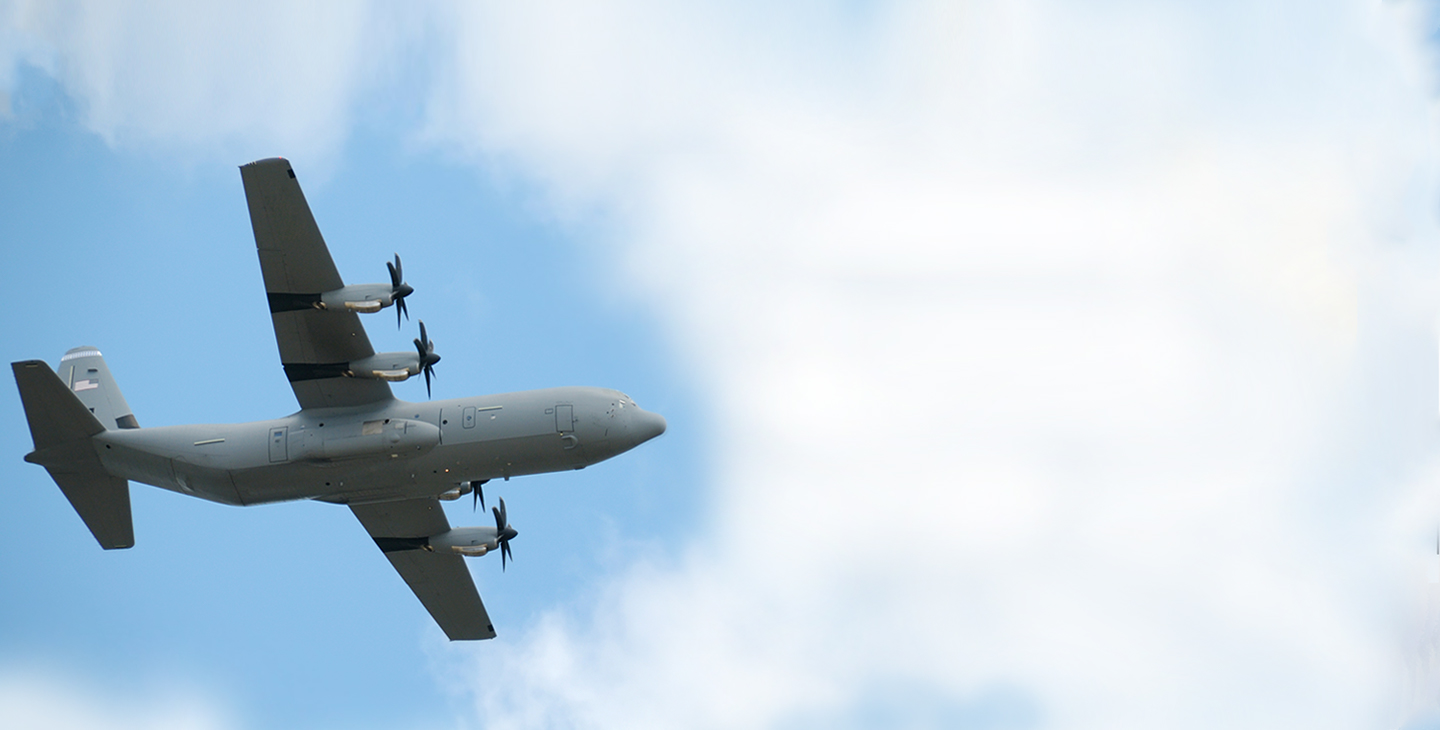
[5,2,1440,729]
[0,60,701,729]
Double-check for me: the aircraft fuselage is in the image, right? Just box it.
[92,386,665,506]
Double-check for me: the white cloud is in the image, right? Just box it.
[0,670,234,730]
[0,0,419,167]
[4,0,1440,727]
[423,1,1440,728]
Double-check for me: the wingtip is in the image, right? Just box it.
[240,156,290,169]
[445,627,498,641]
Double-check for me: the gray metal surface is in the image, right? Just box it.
[239,158,392,409]
[57,346,137,430]
[350,498,496,640]
[11,158,669,639]
[13,361,134,549]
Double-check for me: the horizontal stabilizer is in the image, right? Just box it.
[12,360,134,550]
[46,467,134,549]
[12,360,105,449]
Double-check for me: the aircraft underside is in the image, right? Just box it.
[12,157,667,640]
[93,387,644,506]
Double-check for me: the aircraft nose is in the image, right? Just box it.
[631,409,667,443]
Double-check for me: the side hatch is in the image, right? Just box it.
[268,426,288,462]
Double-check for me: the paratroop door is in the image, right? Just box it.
[269,426,288,462]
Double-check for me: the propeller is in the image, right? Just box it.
[386,253,414,329]
[491,497,518,571]
[471,480,488,512]
[413,320,441,398]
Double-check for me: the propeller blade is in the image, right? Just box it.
[489,496,516,571]
[388,255,413,328]
[472,481,485,511]
[413,321,439,398]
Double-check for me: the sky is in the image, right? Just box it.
[3,1,1440,729]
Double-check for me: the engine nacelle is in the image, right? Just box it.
[292,418,439,461]
[428,526,499,557]
[318,283,394,313]
[438,483,474,501]
[345,351,421,382]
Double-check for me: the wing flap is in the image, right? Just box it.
[350,498,496,640]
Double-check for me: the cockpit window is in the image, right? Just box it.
[606,393,638,419]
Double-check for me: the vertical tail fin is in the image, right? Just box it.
[57,347,138,430]
[13,357,135,550]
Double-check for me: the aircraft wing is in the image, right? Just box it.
[349,497,497,640]
[239,158,392,410]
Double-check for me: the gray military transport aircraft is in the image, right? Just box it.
[11,158,667,640]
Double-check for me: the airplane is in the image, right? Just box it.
[11,158,667,640]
